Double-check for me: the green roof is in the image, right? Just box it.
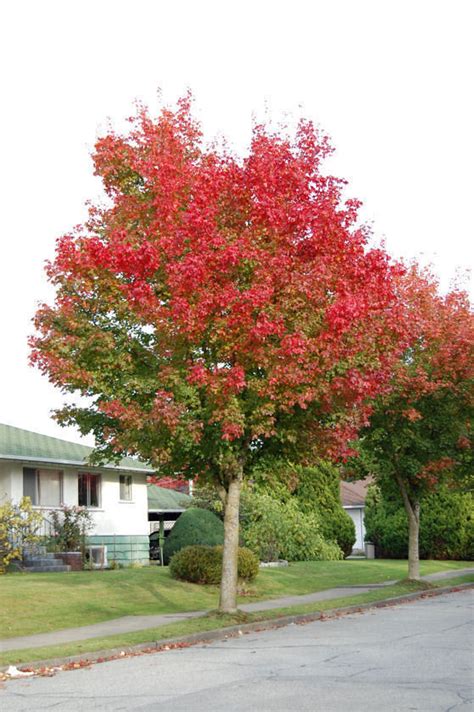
[147,484,192,511]
[0,423,153,473]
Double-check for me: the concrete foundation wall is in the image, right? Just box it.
[87,535,150,566]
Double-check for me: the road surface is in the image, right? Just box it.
[2,589,473,711]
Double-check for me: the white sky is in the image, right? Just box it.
[0,0,472,445]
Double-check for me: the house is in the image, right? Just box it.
[340,479,371,552]
[0,423,153,566]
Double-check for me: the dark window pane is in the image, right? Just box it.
[78,473,87,506]
[78,473,100,507]
[23,468,37,505]
[120,475,132,500]
[89,475,99,508]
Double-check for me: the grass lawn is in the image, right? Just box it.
[1,572,472,667]
[0,559,470,641]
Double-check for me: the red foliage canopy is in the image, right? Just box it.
[31,96,409,478]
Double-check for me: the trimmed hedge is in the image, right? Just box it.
[365,485,474,560]
[163,508,224,564]
[169,545,259,584]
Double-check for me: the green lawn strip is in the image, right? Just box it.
[2,573,471,668]
[1,559,469,640]
[247,574,474,622]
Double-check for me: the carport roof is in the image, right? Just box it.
[148,484,192,512]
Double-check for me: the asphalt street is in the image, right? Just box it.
[2,589,473,711]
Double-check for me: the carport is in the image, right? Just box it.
[148,484,192,564]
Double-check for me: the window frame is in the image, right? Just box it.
[78,472,102,509]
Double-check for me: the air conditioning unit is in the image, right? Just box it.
[86,545,107,568]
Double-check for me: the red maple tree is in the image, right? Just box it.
[31,96,409,610]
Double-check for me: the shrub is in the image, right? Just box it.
[0,497,42,573]
[190,462,354,560]
[241,491,342,562]
[364,493,408,559]
[233,545,260,580]
[49,505,94,552]
[365,485,474,560]
[163,508,224,564]
[169,544,259,584]
[322,508,356,559]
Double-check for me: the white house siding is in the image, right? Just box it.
[0,460,149,565]
[0,460,22,501]
[344,506,366,551]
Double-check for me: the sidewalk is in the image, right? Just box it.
[2,567,473,653]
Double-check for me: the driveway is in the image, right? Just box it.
[2,589,473,711]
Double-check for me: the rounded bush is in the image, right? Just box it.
[163,508,224,564]
[232,546,260,581]
[169,545,259,584]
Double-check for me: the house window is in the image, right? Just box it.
[23,468,63,507]
[78,473,101,508]
[119,475,133,501]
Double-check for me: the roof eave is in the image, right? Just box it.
[0,453,152,474]
[148,508,186,513]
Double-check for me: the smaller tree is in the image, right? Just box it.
[348,273,473,579]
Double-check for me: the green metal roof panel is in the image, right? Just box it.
[147,484,192,511]
[0,423,153,473]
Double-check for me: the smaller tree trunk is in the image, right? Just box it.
[407,503,420,580]
[219,475,242,613]
[395,473,420,580]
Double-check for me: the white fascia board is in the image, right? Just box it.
[148,508,186,513]
[0,454,152,474]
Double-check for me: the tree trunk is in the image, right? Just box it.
[219,475,242,613]
[407,503,420,580]
[394,473,420,580]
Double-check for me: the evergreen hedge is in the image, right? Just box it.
[365,485,474,560]
[294,463,356,558]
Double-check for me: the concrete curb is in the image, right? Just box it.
[1,581,472,675]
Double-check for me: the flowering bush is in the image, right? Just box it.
[49,505,94,552]
[0,498,42,573]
